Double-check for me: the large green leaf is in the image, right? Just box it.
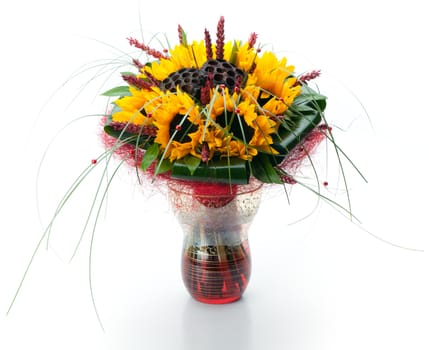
[293,84,327,111]
[183,155,201,175]
[263,84,326,165]
[171,157,249,184]
[276,112,322,153]
[155,158,173,175]
[251,154,283,184]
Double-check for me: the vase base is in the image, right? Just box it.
[192,295,242,305]
[182,244,250,306]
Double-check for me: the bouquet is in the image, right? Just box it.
[101,16,330,190]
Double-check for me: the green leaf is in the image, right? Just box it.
[171,158,249,184]
[180,28,188,46]
[103,125,135,142]
[101,86,131,97]
[103,124,153,151]
[229,40,240,66]
[141,143,159,171]
[289,104,318,114]
[293,85,327,111]
[267,84,326,165]
[251,155,283,184]
[155,158,173,175]
[276,111,322,153]
[183,155,201,175]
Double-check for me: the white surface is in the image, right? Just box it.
[1,1,428,349]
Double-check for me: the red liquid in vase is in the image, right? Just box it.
[182,242,251,304]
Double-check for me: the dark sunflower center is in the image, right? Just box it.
[217,112,255,142]
[169,114,198,143]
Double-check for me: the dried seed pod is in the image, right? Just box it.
[201,59,244,92]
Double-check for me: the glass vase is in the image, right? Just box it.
[168,180,262,304]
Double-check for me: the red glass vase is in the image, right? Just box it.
[168,180,262,304]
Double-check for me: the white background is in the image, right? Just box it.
[0,0,428,349]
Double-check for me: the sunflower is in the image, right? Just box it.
[203,89,278,159]
[111,86,161,126]
[152,89,201,161]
